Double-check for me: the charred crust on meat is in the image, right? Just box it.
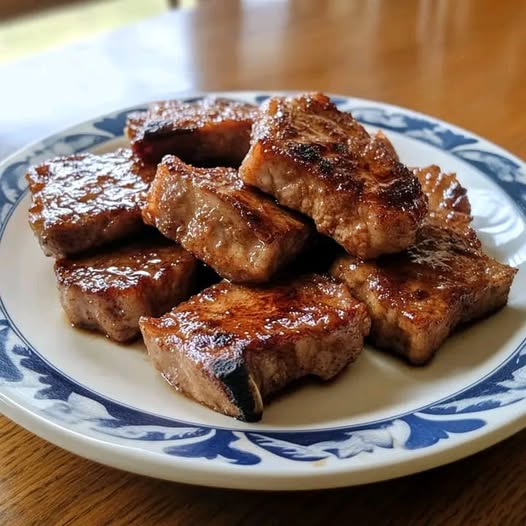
[318,159,334,175]
[142,120,198,138]
[332,142,347,154]
[288,143,323,163]
[211,356,262,422]
[377,172,426,210]
[188,331,237,351]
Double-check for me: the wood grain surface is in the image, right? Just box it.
[1,0,525,524]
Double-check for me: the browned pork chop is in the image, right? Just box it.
[239,93,428,259]
[126,97,259,166]
[140,274,370,421]
[142,155,311,283]
[331,167,517,364]
[27,148,156,258]
[55,238,197,342]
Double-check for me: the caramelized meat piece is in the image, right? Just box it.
[55,238,197,342]
[140,275,370,421]
[413,165,478,246]
[142,155,311,283]
[126,97,259,166]
[239,93,427,259]
[415,165,471,225]
[331,168,517,364]
[27,149,156,258]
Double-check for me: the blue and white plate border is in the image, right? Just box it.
[0,91,525,490]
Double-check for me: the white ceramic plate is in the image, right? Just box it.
[1,91,525,491]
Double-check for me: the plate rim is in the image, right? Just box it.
[2,386,526,491]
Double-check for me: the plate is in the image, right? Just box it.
[0,91,525,491]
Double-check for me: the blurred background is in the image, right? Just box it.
[0,0,524,160]
[0,0,194,63]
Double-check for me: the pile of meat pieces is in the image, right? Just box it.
[27,93,517,421]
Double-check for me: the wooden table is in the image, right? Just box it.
[1,0,525,524]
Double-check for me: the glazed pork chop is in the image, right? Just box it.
[126,97,259,166]
[140,274,370,421]
[331,166,517,364]
[27,149,156,258]
[142,155,311,283]
[55,237,197,342]
[239,93,428,259]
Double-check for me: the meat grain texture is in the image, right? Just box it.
[143,155,311,283]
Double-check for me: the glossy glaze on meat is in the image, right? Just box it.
[413,165,480,248]
[142,155,311,283]
[140,274,370,421]
[126,97,259,166]
[331,168,517,364]
[27,149,156,258]
[414,165,471,222]
[239,93,428,259]
[55,237,197,342]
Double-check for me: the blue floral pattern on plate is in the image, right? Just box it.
[0,93,525,469]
